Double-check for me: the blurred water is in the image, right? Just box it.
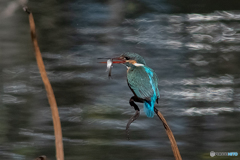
[0,0,240,160]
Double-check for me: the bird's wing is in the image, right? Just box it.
[152,71,160,99]
[127,66,159,100]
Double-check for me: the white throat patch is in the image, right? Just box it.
[133,63,144,66]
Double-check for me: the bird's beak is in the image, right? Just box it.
[112,56,126,63]
[98,56,126,64]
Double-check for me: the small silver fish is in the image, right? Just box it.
[106,59,113,78]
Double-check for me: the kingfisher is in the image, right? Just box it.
[100,52,160,138]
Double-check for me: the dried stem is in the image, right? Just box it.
[154,107,182,160]
[23,6,64,160]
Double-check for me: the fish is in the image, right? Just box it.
[98,57,124,78]
[106,59,113,78]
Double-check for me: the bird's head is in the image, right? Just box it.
[119,52,146,67]
[99,52,146,66]
[99,52,146,69]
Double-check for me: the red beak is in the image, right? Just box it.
[98,57,126,64]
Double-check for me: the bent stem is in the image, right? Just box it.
[23,6,64,160]
[125,110,140,140]
[154,107,182,160]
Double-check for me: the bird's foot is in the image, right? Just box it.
[125,110,140,140]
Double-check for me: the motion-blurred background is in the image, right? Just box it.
[0,0,240,160]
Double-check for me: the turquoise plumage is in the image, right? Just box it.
[127,64,160,117]
[101,52,160,138]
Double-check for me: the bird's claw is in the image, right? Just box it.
[126,110,140,140]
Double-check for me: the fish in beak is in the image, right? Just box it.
[98,56,126,78]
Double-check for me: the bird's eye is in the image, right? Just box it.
[125,57,130,60]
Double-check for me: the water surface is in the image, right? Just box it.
[0,0,240,160]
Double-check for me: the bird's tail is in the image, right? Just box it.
[143,99,155,118]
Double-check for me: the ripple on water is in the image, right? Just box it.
[2,94,26,104]
[181,107,238,116]
[162,87,233,102]
[159,75,234,86]
[187,11,240,22]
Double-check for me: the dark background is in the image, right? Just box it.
[0,0,240,160]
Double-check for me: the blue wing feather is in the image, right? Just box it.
[127,66,160,117]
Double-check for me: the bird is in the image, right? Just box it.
[100,52,160,139]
